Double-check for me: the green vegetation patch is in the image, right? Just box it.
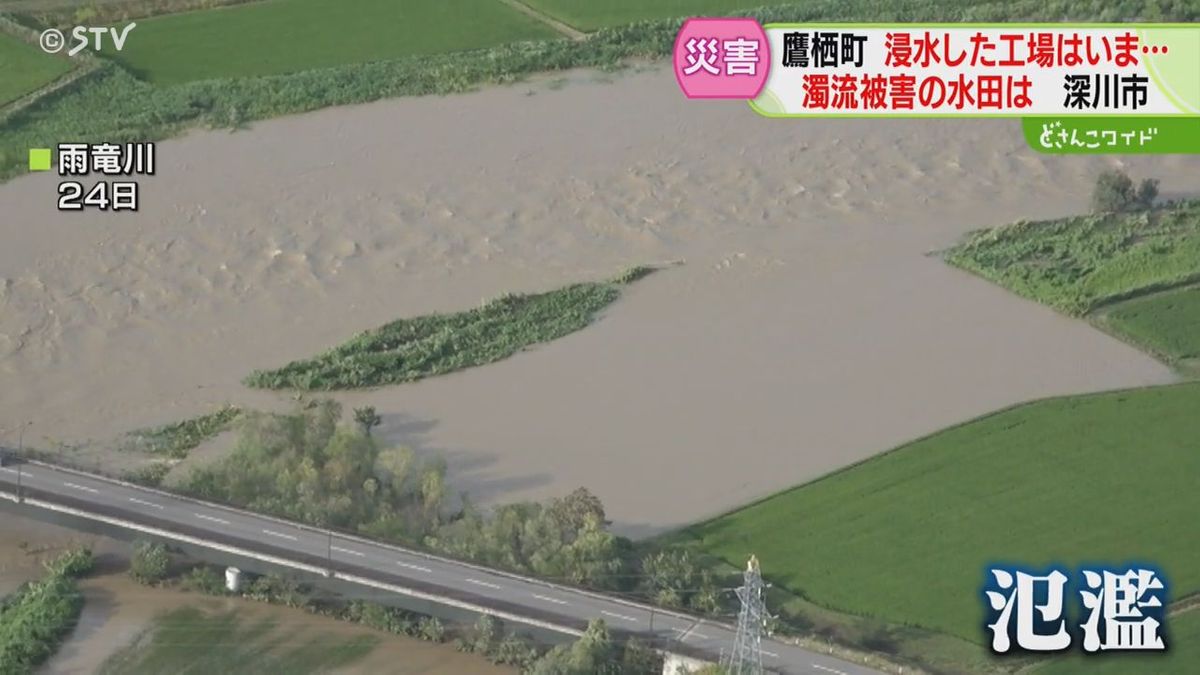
[6,1,1199,182]
[0,30,73,106]
[946,200,1200,316]
[245,270,651,390]
[0,549,94,674]
[672,382,1200,643]
[1033,609,1200,675]
[111,0,560,84]
[123,405,241,458]
[1101,285,1200,369]
[98,606,378,675]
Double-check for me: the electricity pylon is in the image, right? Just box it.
[724,555,767,675]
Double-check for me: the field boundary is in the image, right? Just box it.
[1088,282,1200,375]
[496,0,585,40]
[672,379,1199,538]
[0,13,98,119]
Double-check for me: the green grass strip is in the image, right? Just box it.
[244,267,653,390]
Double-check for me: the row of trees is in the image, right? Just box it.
[172,401,732,627]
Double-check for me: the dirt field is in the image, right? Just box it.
[0,66,1192,536]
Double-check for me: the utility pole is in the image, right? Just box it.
[16,422,27,502]
[723,555,767,675]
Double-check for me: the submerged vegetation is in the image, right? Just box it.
[0,549,94,675]
[244,268,654,390]
[122,405,242,459]
[97,605,380,675]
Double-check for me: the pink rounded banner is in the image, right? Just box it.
[674,18,771,99]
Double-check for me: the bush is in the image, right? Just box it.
[1091,169,1159,213]
[179,566,227,595]
[243,573,310,608]
[129,540,170,585]
[417,616,445,643]
[0,549,93,673]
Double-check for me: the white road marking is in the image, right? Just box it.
[761,649,779,659]
[812,664,845,674]
[194,513,230,525]
[465,578,502,590]
[63,482,98,494]
[600,610,638,623]
[330,546,364,557]
[0,467,17,474]
[262,529,298,541]
[532,594,569,606]
[672,626,711,641]
[397,561,432,573]
[128,497,163,510]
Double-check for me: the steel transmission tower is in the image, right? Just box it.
[724,555,768,675]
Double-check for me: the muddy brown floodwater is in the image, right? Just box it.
[2,66,1195,537]
[0,513,510,674]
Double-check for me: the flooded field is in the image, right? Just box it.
[0,514,510,674]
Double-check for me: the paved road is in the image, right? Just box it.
[0,460,882,675]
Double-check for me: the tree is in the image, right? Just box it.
[129,540,170,585]
[527,619,619,674]
[620,638,663,674]
[1091,169,1158,213]
[353,406,382,436]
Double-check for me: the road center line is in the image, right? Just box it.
[330,546,364,557]
[262,529,298,541]
[812,664,846,674]
[600,610,638,623]
[531,593,569,606]
[194,513,230,525]
[128,497,164,510]
[0,467,17,474]
[63,482,99,494]
[465,578,503,590]
[762,649,779,659]
[397,561,432,573]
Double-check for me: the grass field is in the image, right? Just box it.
[669,382,1200,644]
[1033,609,1199,675]
[0,30,73,105]
[1100,285,1200,370]
[111,0,560,84]
[946,200,1200,316]
[98,606,378,674]
[524,0,796,30]
[244,267,653,390]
